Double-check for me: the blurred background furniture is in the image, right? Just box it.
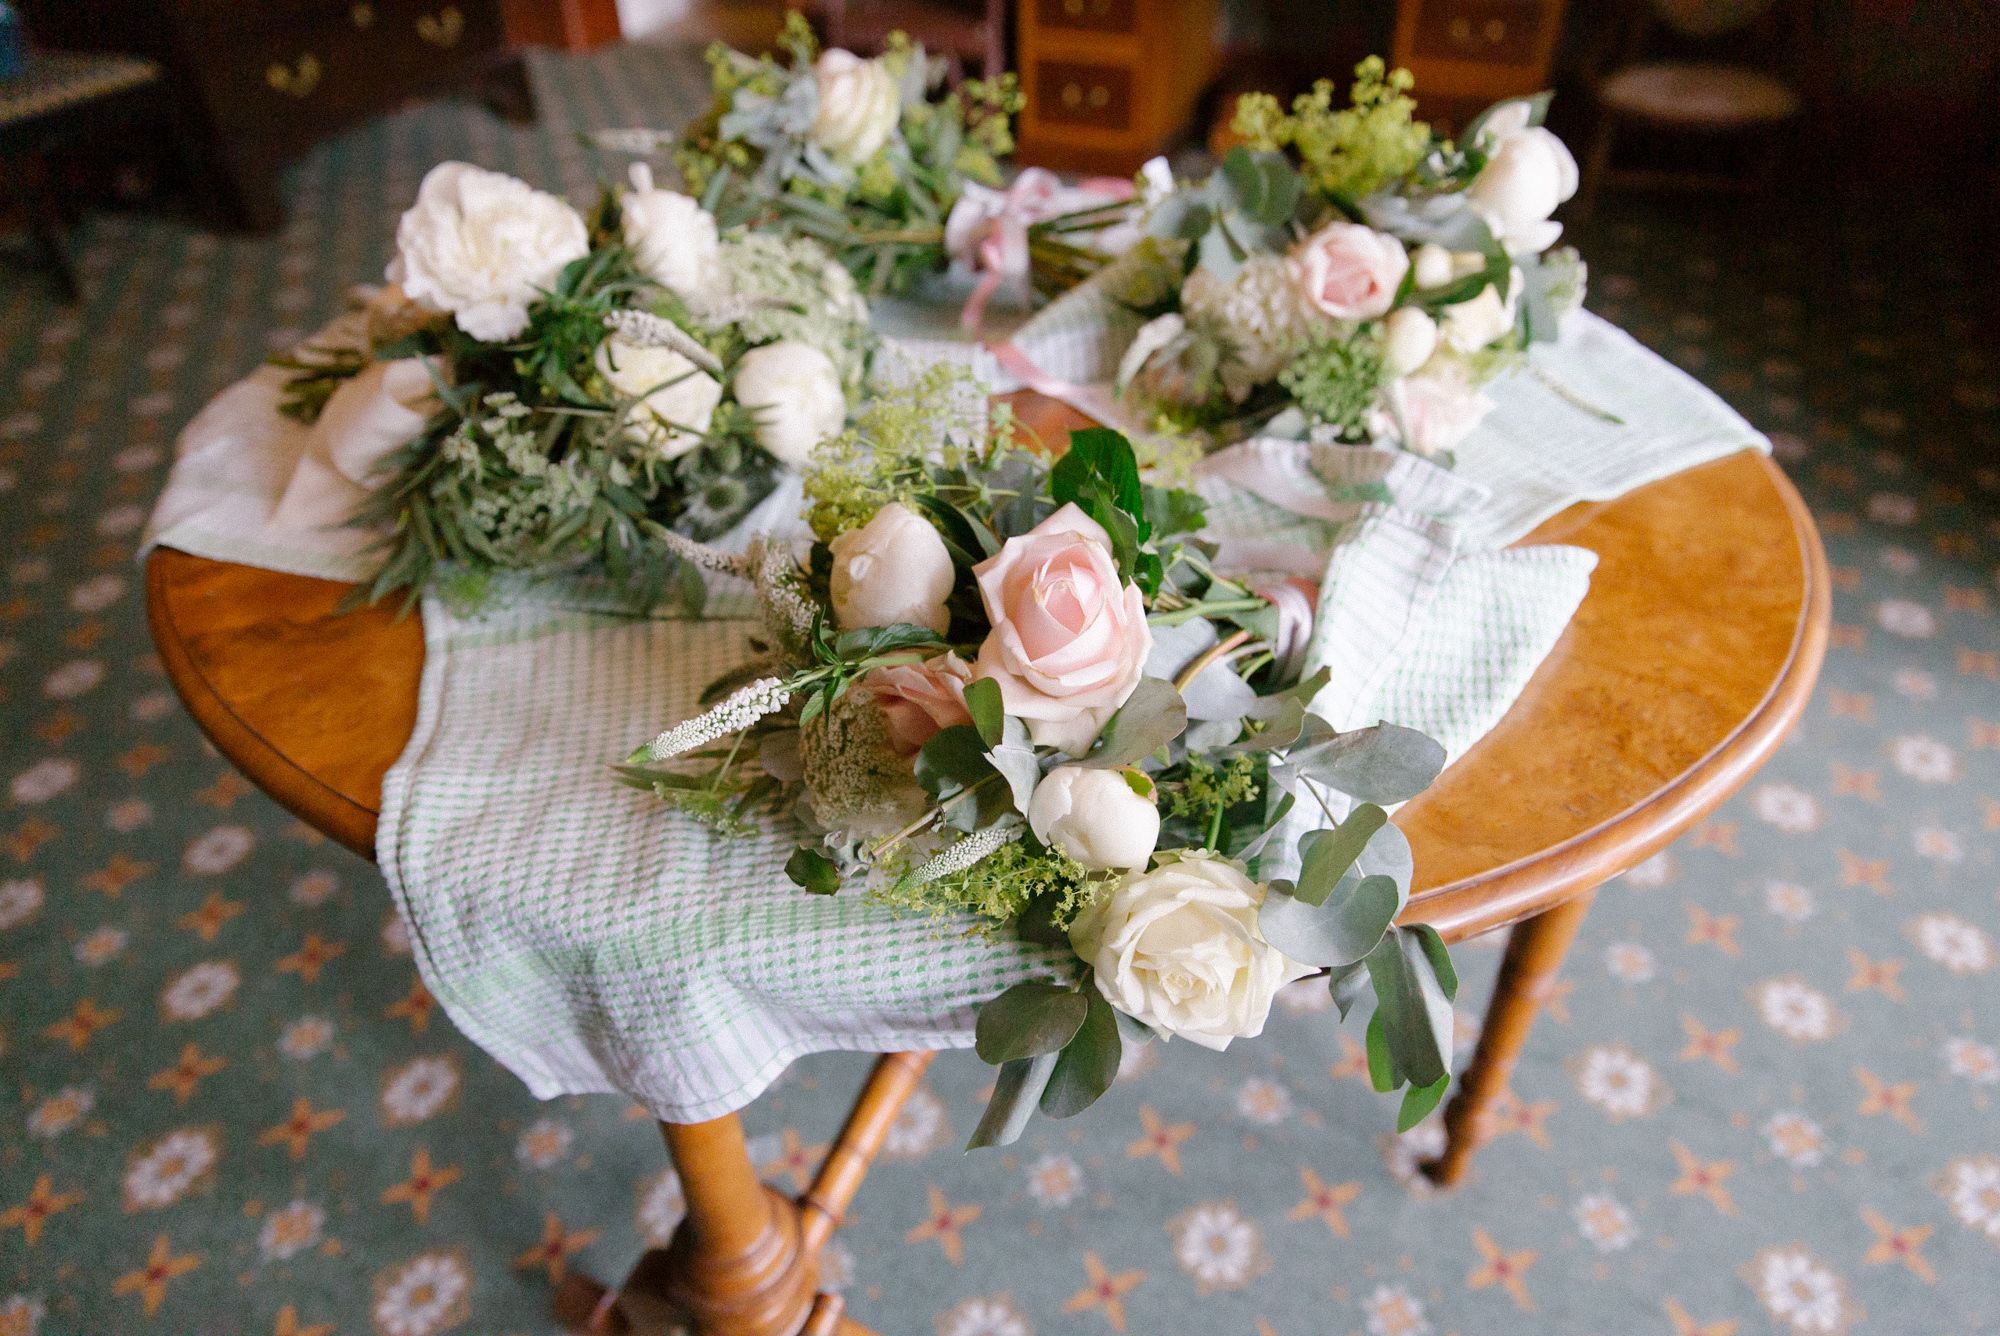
[0,47,163,298]
[1014,0,1216,173]
[17,0,533,231]
[504,0,623,50]
[1390,0,1569,134]
[822,0,1005,80]
[1575,0,1805,217]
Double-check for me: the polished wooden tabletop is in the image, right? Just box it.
[145,394,1828,942]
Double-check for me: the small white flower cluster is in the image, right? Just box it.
[650,528,753,579]
[602,310,724,376]
[906,825,1022,887]
[635,677,793,762]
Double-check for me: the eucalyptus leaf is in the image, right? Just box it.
[1259,873,1401,968]
[1083,678,1187,767]
[966,1052,1058,1150]
[784,847,841,895]
[1364,1009,1399,1093]
[1293,805,1388,906]
[1397,1074,1450,1132]
[974,981,1089,1064]
[1327,960,1370,1020]
[1040,988,1122,1118]
[915,725,996,798]
[1364,925,1455,1089]
[1288,722,1446,805]
[964,676,1005,747]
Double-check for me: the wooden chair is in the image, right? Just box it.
[0,48,163,299]
[820,0,1006,83]
[1575,0,1808,218]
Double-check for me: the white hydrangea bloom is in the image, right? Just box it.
[1182,257,1330,393]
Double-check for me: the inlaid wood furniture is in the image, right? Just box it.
[19,0,533,231]
[1013,0,1218,175]
[822,0,1007,83]
[503,0,622,52]
[1390,0,1570,134]
[145,394,1827,1334]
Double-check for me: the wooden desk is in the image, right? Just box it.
[145,396,1827,1335]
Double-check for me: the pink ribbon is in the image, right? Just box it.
[955,171,1135,335]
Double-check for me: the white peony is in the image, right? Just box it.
[388,162,589,341]
[621,163,721,307]
[1467,125,1579,256]
[1070,853,1311,1050]
[1028,766,1159,871]
[732,341,847,466]
[829,502,955,634]
[1440,268,1521,352]
[595,336,723,459]
[811,49,902,164]
[1381,306,1439,376]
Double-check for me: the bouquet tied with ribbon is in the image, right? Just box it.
[272,158,878,612]
[621,372,1463,1145]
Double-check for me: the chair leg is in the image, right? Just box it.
[7,154,82,302]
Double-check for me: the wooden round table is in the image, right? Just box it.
[146,400,1827,1336]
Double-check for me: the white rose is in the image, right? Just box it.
[1384,367,1495,457]
[388,162,589,342]
[1028,766,1160,871]
[621,163,721,307]
[829,502,955,634]
[732,341,846,466]
[595,336,723,460]
[1069,853,1311,1050]
[1381,306,1439,376]
[1467,125,1579,256]
[811,49,901,164]
[1441,267,1521,352]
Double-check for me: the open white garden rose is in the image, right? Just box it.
[1028,766,1159,871]
[733,341,846,466]
[972,503,1152,755]
[810,49,901,163]
[595,336,722,459]
[829,502,956,634]
[389,162,589,341]
[1293,221,1408,321]
[1467,124,1579,257]
[1441,268,1521,352]
[1069,852,1311,1050]
[621,163,721,308]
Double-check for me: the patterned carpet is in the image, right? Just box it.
[4,44,1998,1336]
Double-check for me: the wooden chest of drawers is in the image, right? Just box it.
[21,0,529,230]
[1015,0,1218,175]
[1391,0,1569,134]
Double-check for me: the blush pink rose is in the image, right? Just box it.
[1388,368,1495,457]
[1293,222,1409,321]
[972,503,1152,755]
[857,652,975,759]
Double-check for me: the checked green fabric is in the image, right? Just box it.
[144,284,1763,1120]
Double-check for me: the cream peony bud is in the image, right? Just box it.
[830,503,956,635]
[388,162,589,342]
[1069,853,1311,1050]
[595,336,723,460]
[810,49,902,164]
[732,341,846,466]
[1028,766,1160,871]
[1381,306,1439,376]
[1467,126,1579,257]
[621,163,721,307]
[1440,268,1521,352]
[1410,243,1454,290]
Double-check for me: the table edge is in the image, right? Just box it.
[145,549,383,861]
[1407,452,1831,940]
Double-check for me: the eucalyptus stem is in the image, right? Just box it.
[1173,629,1253,693]
[1148,597,1266,628]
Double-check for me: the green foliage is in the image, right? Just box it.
[874,838,1096,929]
[1231,57,1433,205]
[1277,326,1387,439]
[800,363,984,542]
[1166,755,1260,834]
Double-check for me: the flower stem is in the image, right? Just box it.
[1147,598,1266,629]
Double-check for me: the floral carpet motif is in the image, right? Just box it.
[3,44,1998,1336]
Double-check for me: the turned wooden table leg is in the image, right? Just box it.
[620,1113,819,1336]
[1424,890,1596,1187]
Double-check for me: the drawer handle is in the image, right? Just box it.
[266,54,322,98]
[351,2,374,27]
[417,5,465,47]
[1447,15,1509,48]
